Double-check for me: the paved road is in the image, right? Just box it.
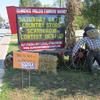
[0,29,11,42]
[0,29,11,37]
[0,29,11,88]
[0,29,11,34]
[0,35,11,88]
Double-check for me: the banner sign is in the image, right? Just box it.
[16,8,66,14]
[13,52,39,70]
[16,7,66,50]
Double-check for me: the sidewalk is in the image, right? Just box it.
[0,35,11,87]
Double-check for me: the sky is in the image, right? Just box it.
[0,0,54,21]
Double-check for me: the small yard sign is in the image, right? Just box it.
[13,51,39,70]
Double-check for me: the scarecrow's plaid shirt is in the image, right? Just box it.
[72,37,100,56]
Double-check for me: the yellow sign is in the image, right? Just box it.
[13,52,39,70]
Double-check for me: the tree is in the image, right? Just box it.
[53,0,66,7]
[19,0,42,7]
[65,0,81,49]
[73,1,88,29]
[42,4,51,7]
[0,15,3,22]
[83,0,100,28]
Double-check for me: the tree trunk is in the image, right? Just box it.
[65,0,80,49]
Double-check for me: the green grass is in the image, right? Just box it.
[1,68,100,100]
[1,34,100,100]
[8,34,19,53]
[11,34,18,39]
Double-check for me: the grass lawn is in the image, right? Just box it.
[7,34,19,53]
[0,35,100,100]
